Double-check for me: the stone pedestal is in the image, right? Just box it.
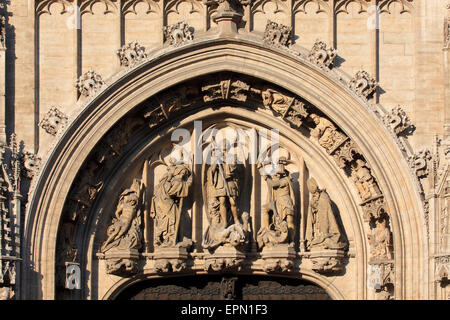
[368,259,395,300]
[103,249,140,276]
[153,246,189,273]
[260,244,296,272]
[204,245,246,272]
[308,249,346,275]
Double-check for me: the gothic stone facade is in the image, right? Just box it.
[0,0,449,300]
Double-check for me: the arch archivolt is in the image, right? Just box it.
[23,35,424,300]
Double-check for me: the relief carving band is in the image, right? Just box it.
[257,157,295,248]
[203,144,247,250]
[100,179,144,276]
[150,162,193,247]
[305,178,347,251]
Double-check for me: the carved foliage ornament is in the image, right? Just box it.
[382,106,411,136]
[308,39,337,69]
[163,21,194,46]
[263,20,292,47]
[349,69,378,99]
[0,14,5,49]
[117,40,147,67]
[408,148,432,179]
[100,179,144,276]
[39,107,68,136]
[75,69,105,98]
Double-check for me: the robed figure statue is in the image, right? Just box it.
[305,177,347,251]
[150,163,192,247]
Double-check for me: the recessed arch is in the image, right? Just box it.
[23,36,425,300]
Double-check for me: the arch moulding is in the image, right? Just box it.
[23,36,426,300]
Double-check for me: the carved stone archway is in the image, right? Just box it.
[22,36,425,300]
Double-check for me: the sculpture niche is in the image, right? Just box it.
[100,179,144,276]
[305,178,348,274]
[257,157,297,273]
[150,161,193,272]
[203,144,249,271]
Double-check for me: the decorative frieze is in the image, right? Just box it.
[349,69,378,100]
[75,69,105,98]
[263,20,292,47]
[117,41,147,67]
[39,107,68,136]
[163,21,194,46]
[308,39,337,69]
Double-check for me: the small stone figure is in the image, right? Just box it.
[352,159,381,201]
[310,114,345,152]
[305,178,347,251]
[257,157,295,248]
[150,163,192,247]
[368,217,392,260]
[101,179,143,253]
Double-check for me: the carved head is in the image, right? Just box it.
[307,177,319,194]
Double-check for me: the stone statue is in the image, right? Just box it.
[352,159,381,201]
[305,178,347,251]
[257,156,295,248]
[150,163,192,247]
[368,217,392,260]
[261,88,293,116]
[310,114,346,152]
[203,145,246,249]
[101,179,143,253]
[207,146,240,226]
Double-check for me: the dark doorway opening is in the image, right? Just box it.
[116,275,331,300]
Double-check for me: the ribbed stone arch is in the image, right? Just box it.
[23,36,425,299]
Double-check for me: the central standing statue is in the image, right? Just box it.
[203,144,247,249]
